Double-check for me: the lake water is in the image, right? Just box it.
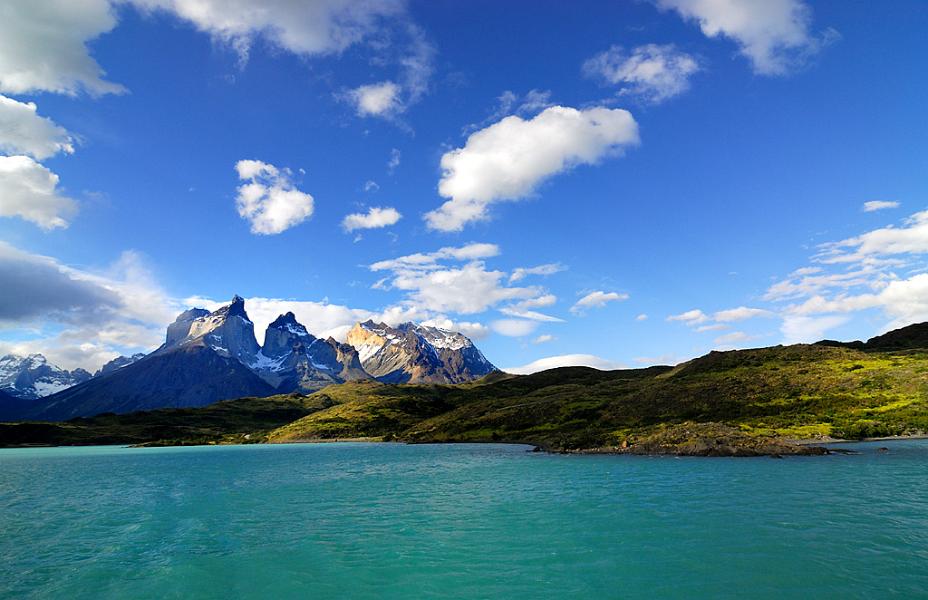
[2,441,927,599]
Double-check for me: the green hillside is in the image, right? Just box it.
[268,344,928,454]
[4,333,928,455]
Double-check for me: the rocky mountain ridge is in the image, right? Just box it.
[0,354,93,400]
[4,295,496,420]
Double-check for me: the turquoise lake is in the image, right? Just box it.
[2,441,927,599]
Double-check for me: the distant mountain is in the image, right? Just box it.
[252,312,371,392]
[29,345,275,421]
[0,354,93,400]
[20,296,274,421]
[94,353,146,378]
[347,320,496,383]
[7,296,497,421]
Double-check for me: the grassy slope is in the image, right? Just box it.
[0,393,331,447]
[269,345,928,452]
[5,343,928,453]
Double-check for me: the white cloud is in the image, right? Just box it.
[425,105,639,231]
[513,294,557,309]
[863,200,900,212]
[713,330,758,346]
[390,262,539,315]
[655,0,836,75]
[504,354,623,375]
[363,180,379,192]
[509,263,566,282]
[387,148,401,172]
[491,319,539,338]
[0,243,176,370]
[370,242,500,272]
[532,334,555,344]
[713,306,774,322]
[583,44,700,103]
[0,0,124,96]
[235,159,314,234]
[780,314,849,344]
[695,323,728,332]
[348,81,402,117]
[369,243,557,322]
[570,290,629,315]
[131,0,404,62]
[667,308,709,325]
[342,206,402,232]
[0,155,77,230]
[636,313,648,321]
[498,307,563,322]
[819,210,928,264]
[0,95,74,159]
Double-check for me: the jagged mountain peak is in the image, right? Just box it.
[347,320,495,384]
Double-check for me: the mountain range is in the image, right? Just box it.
[0,296,496,421]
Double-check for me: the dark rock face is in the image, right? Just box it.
[346,321,496,384]
[27,345,275,421]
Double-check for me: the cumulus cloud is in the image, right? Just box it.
[235,159,314,234]
[491,319,539,338]
[509,263,566,283]
[130,0,404,62]
[342,206,402,232]
[504,354,623,375]
[863,200,900,212]
[532,334,555,344]
[0,95,74,159]
[583,44,700,103]
[425,105,639,231]
[0,155,77,230]
[570,291,629,315]
[0,0,124,96]
[655,0,837,75]
[348,81,402,117]
[0,243,176,370]
[636,313,648,321]
[369,243,557,325]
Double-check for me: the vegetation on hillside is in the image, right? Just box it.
[4,338,928,455]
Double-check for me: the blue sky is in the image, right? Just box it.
[1,0,927,372]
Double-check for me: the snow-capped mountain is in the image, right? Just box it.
[347,321,496,383]
[0,354,93,400]
[11,296,496,421]
[252,312,370,392]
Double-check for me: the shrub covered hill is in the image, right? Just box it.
[3,322,928,455]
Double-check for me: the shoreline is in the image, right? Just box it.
[3,433,926,455]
